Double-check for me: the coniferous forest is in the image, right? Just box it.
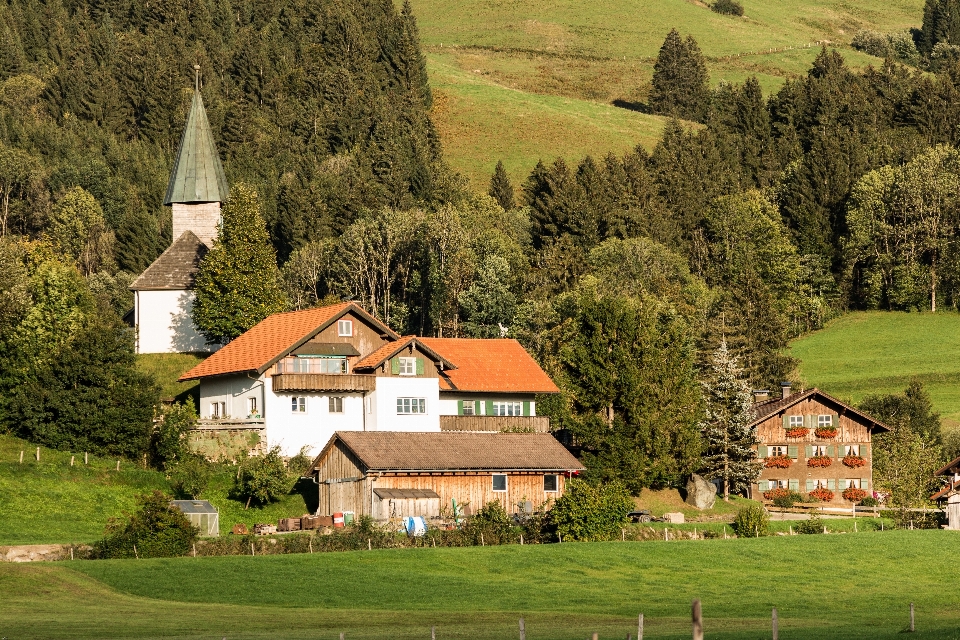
[0,0,956,498]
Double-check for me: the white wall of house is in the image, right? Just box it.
[265,378,366,456]
[199,374,264,420]
[438,394,536,416]
[368,377,441,432]
[135,289,216,354]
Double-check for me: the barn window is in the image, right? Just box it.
[769,445,787,457]
[329,396,344,413]
[338,319,353,336]
[844,444,860,456]
[397,398,426,414]
[788,415,803,427]
[291,397,306,413]
[492,474,507,492]
[543,474,558,492]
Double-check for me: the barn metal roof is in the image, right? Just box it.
[170,500,217,514]
[164,88,229,205]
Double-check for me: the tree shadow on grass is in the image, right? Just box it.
[612,99,653,114]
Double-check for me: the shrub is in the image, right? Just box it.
[170,455,213,499]
[764,455,792,469]
[233,446,291,508]
[95,490,199,558]
[773,491,805,508]
[851,30,893,58]
[842,487,868,502]
[711,0,744,16]
[842,455,866,468]
[807,455,833,468]
[286,446,313,476]
[860,496,880,507]
[794,513,824,534]
[808,487,834,501]
[151,402,197,469]
[548,479,633,541]
[732,504,769,537]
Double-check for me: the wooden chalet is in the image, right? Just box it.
[751,384,889,503]
[932,455,960,529]
[307,431,585,520]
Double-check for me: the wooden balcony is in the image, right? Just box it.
[195,418,265,431]
[439,415,551,433]
[271,373,376,393]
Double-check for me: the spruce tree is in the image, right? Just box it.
[649,29,710,121]
[699,340,762,501]
[192,183,288,344]
[488,160,515,210]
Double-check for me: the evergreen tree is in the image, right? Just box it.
[649,29,710,121]
[699,341,762,500]
[192,184,287,344]
[488,160,514,211]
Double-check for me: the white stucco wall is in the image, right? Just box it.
[370,377,441,432]
[200,375,264,420]
[438,394,536,416]
[135,289,217,354]
[265,378,366,457]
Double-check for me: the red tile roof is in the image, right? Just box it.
[420,338,559,394]
[353,336,455,371]
[179,303,394,380]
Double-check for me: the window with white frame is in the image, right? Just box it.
[291,397,306,413]
[211,402,226,419]
[812,445,828,456]
[844,444,860,456]
[461,400,476,415]
[397,398,426,414]
[844,478,861,489]
[338,319,353,336]
[788,415,804,427]
[814,478,829,489]
[818,415,833,428]
[329,396,344,413]
[248,397,258,416]
[768,479,788,489]
[543,474,559,492]
[492,474,508,492]
[493,401,522,416]
[318,357,347,374]
[398,357,416,376]
[769,445,787,457]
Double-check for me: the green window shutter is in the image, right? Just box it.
[861,478,870,490]
[806,479,814,491]
[522,401,530,417]
[486,400,494,416]
[782,414,790,429]
[861,444,869,458]
[758,445,767,458]
[826,445,834,457]
[805,445,813,458]
[789,479,799,491]
[831,413,839,427]
[827,479,836,490]
[457,400,464,415]
[391,358,400,375]
[804,414,814,429]
[758,480,768,491]
[416,358,425,375]
[788,445,798,459]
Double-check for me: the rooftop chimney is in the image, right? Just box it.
[752,390,770,404]
[781,382,792,399]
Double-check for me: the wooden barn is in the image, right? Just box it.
[307,431,585,520]
[751,384,889,504]
[932,456,960,529]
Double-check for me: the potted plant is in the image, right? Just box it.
[764,454,792,469]
[814,427,838,439]
[807,455,833,468]
[763,487,791,501]
[808,487,834,501]
[785,427,810,438]
[842,487,868,502]
[842,454,866,468]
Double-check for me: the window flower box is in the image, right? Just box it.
[807,455,833,468]
[814,427,838,439]
[763,487,791,501]
[764,455,792,469]
[808,487,834,502]
[842,454,866,468]
[785,427,810,438]
[842,487,868,502]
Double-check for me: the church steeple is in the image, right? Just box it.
[164,65,229,246]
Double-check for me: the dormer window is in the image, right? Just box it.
[338,319,353,336]
[398,357,416,375]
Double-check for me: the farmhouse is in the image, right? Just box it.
[306,431,585,519]
[178,303,559,457]
[932,456,960,529]
[752,384,889,504]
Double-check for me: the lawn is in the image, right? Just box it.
[1,531,955,639]
[136,352,203,402]
[790,311,960,430]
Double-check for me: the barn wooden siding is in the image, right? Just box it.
[755,396,875,502]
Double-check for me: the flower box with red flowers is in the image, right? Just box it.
[785,427,809,438]
[763,487,791,501]
[807,455,833,468]
[842,455,866,468]
[764,454,792,469]
[808,487,834,501]
[814,427,838,439]
[842,487,868,502]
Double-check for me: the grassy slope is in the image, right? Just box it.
[0,531,953,639]
[790,312,960,429]
[135,352,202,402]
[414,0,923,187]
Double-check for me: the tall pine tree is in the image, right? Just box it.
[488,160,514,210]
[649,29,709,121]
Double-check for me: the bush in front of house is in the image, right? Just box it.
[772,490,805,508]
[794,513,824,534]
[732,504,768,537]
[860,496,880,507]
[95,490,199,558]
[232,446,291,508]
[548,479,633,541]
[711,0,744,16]
[464,500,515,544]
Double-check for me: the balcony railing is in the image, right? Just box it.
[271,373,376,393]
[439,415,550,433]
[195,418,265,431]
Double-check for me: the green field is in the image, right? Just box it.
[791,312,960,430]
[412,0,922,187]
[1,531,956,639]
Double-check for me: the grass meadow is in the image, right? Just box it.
[790,312,960,431]
[0,531,956,639]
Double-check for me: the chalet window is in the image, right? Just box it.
[817,415,833,428]
[543,474,558,492]
[788,415,803,428]
[844,478,861,489]
[461,400,476,415]
[397,398,426,414]
[338,319,353,336]
[248,397,258,416]
[291,357,310,373]
[291,397,306,413]
[398,357,416,376]
[492,474,508,492]
[768,479,787,489]
[493,401,522,416]
[211,402,225,419]
[318,357,347,374]
[844,444,860,456]
[769,445,787,457]
[329,396,344,413]
[812,445,828,456]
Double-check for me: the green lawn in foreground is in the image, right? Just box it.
[1,531,954,639]
[791,311,960,429]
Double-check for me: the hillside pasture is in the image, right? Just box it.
[0,531,954,639]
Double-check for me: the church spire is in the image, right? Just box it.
[163,65,229,206]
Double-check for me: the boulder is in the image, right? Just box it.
[685,473,717,510]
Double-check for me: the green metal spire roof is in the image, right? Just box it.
[163,81,229,205]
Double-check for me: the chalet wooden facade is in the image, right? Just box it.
[751,385,889,504]
[932,455,960,529]
[308,431,585,520]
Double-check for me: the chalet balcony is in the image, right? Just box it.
[271,373,376,393]
[195,418,265,431]
[439,415,551,433]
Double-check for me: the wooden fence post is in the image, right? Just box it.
[592,633,598,640]
[70,455,74,466]
[368,539,372,551]
[19,450,23,464]
[116,460,120,471]
[340,633,345,640]
[133,544,139,559]
[432,625,436,640]
[692,599,703,640]
[638,613,644,640]
[910,603,915,632]
[35,447,39,461]
[84,452,88,465]
[250,542,255,556]
[772,607,778,640]
[519,617,525,640]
